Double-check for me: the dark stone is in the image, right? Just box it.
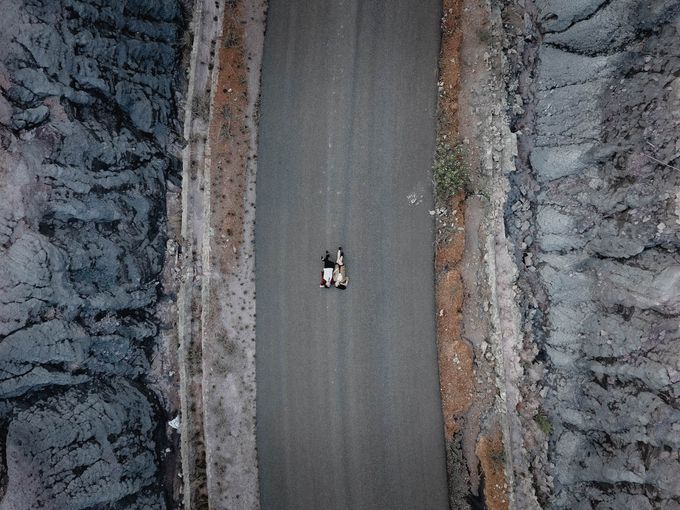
[0,0,184,507]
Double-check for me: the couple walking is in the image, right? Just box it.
[320,247,350,289]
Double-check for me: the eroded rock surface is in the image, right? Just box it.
[0,0,183,507]
[505,0,680,507]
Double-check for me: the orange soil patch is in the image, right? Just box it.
[438,0,464,129]
[476,430,510,510]
[436,0,510,505]
[435,192,474,440]
[207,7,251,275]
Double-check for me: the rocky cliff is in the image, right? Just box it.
[0,0,183,507]
[504,0,680,507]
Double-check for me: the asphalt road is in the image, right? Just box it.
[255,2,448,509]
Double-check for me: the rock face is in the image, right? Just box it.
[0,0,183,507]
[505,0,680,507]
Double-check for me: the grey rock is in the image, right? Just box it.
[543,0,680,54]
[11,104,49,130]
[585,219,648,258]
[535,47,620,91]
[0,0,183,506]
[596,261,680,315]
[543,0,639,54]
[1,381,165,510]
[534,80,607,147]
[529,144,596,182]
[534,0,609,33]
[505,1,680,507]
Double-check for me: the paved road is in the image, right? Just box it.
[255,2,447,509]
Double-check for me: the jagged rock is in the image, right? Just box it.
[1,381,165,510]
[506,0,680,507]
[534,0,610,33]
[0,0,183,507]
[11,105,49,130]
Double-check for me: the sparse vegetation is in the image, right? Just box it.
[219,124,232,140]
[189,132,205,144]
[187,340,203,368]
[433,141,469,201]
[180,29,195,70]
[181,29,194,52]
[490,446,506,468]
[221,104,232,120]
[534,413,552,436]
[223,30,239,48]
[192,93,212,120]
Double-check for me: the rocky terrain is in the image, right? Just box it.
[0,0,185,507]
[501,0,680,507]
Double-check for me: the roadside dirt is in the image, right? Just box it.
[435,192,473,439]
[176,0,265,508]
[435,0,510,508]
[476,428,510,510]
[200,1,264,508]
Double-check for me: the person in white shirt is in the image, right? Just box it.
[333,247,349,290]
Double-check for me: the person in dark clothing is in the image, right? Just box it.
[320,250,334,287]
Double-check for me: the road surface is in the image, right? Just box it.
[255,2,448,509]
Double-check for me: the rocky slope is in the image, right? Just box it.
[0,0,184,507]
[503,0,680,507]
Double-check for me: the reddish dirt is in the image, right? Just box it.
[435,0,471,440]
[435,0,510,508]
[207,8,250,274]
[435,192,474,440]
[438,0,464,130]
[200,2,262,507]
[476,429,510,510]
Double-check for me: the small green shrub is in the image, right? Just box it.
[534,413,552,435]
[433,142,468,201]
